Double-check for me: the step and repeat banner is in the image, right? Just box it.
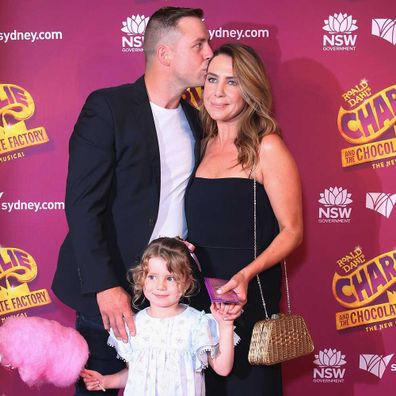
[1,0,395,395]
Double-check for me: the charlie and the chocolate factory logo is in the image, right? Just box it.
[333,246,396,332]
[0,83,49,164]
[0,246,51,321]
[338,80,396,169]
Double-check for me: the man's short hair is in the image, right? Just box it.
[144,7,204,63]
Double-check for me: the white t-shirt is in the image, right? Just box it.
[149,102,195,241]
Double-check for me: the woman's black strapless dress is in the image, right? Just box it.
[186,177,282,396]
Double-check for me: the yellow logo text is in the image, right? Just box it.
[0,84,49,158]
[333,249,396,308]
[338,82,396,167]
[0,246,51,315]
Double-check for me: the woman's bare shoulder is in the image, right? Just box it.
[259,133,288,156]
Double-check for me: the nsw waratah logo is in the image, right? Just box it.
[366,193,396,218]
[322,13,358,51]
[323,13,358,34]
[372,19,396,45]
[313,348,346,383]
[121,14,149,53]
[359,354,394,379]
[318,187,352,223]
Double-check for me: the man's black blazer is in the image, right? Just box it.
[52,76,202,314]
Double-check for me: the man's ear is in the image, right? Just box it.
[157,44,171,66]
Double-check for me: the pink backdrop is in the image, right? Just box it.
[1,1,395,395]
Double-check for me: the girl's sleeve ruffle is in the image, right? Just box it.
[193,312,240,373]
[107,326,133,362]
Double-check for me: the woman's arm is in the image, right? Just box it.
[218,134,303,304]
[81,367,128,391]
[208,304,235,376]
[242,133,303,276]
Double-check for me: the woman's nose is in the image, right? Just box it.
[215,82,225,97]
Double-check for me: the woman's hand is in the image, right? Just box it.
[216,271,249,307]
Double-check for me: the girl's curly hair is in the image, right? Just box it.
[128,237,198,308]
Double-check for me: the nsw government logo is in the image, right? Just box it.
[121,14,149,53]
[313,348,346,383]
[323,13,358,51]
[318,187,352,223]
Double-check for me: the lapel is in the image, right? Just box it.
[131,76,161,199]
[180,100,202,168]
[129,78,203,200]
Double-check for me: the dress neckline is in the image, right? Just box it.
[143,304,189,320]
[194,176,264,187]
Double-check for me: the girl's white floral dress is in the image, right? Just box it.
[108,305,221,396]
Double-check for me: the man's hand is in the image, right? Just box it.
[96,286,135,342]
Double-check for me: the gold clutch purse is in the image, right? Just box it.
[248,312,314,365]
[248,176,314,365]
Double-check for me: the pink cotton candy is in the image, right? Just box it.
[0,316,89,387]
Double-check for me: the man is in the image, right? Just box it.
[52,7,212,395]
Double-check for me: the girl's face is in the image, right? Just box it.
[143,256,183,310]
[203,54,245,124]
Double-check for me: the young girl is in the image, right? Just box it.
[81,237,236,395]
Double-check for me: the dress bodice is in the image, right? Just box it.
[185,176,281,313]
[186,177,279,251]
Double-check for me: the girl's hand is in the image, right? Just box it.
[80,368,106,392]
[210,303,241,324]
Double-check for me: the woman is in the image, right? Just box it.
[186,43,303,395]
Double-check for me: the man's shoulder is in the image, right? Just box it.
[88,76,147,103]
